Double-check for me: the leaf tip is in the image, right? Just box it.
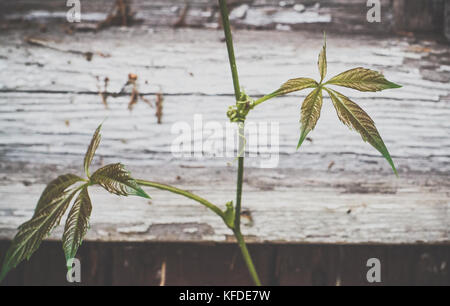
[383,150,398,176]
[388,82,402,89]
[65,257,72,269]
[137,188,151,199]
[130,176,151,199]
[0,270,6,283]
[296,132,307,150]
[65,256,76,275]
[0,262,11,283]
[391,163,399,177]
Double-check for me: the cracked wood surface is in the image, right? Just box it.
[0,27,449,244]
[0,166,449,244]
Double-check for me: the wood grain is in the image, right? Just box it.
[0,27,448,246]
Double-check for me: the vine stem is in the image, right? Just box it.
[219,0,262,286]
[219,0,240,99]
[136,179,226,221]
[234,230,261,286]
[253,92,280,107]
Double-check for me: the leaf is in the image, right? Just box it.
[326,68,401,92]
[84,124,102,177]
[0,186,79,282]
[318,33,327,83]
[62,187,92,267]
[34,174,83,217]
[298,87,323,149]
[275,78,318,95]
[325,87,397,175]
[90,163,150,199]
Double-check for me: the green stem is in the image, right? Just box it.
[219,0,240,99]
[235,153,244,231]
[219,0,261,287]
[136,179,226,221]
[235,122,246,232]
[253,91,280,107]
[234,230,262,286]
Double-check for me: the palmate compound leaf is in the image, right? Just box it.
[90,163,150,199]
[266,34,400,174]
[298,87,323,149]
[0,176,83,282]
[84,124,102,177]
[324,87,398,175]
[275,78,318,95]
[326,67,402,92]
[62,186,92,269]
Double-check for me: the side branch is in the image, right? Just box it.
[136,179,226,222]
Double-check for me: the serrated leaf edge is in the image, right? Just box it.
[62,186,92,268]
[324,87,398,175]
[297,87,323,149]
[325,67,402,92]
[90,163,151,199]
[0,186,81,282]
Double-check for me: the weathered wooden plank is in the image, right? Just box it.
[0,27,449,246]
[1,28,448,95]
[0,0,393,34]
[0,166,448,244]
[2,0,446,36]
[0,92,449,174]
[0,29,448,177]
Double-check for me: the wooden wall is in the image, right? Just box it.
[0,1,448,287]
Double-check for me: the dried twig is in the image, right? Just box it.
[125,74,155,111]
[97,0,136,30]
[25,37,109,61]
[126,73,139,110]
[96,76,110,109]
[173,3,190,28]
[155,92,164,124]
[95,73,162,123]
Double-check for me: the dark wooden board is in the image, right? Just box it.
[1,241,449,286]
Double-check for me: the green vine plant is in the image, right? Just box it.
[0,0,401,286]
